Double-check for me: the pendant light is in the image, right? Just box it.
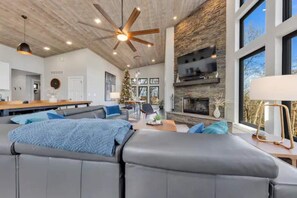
[17,15,32,55]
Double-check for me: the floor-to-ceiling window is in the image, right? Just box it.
[283,30,297,139]
[283,0,297,21]
[238,0,266,127]
[239,48,266,127]
[240,0,266,48]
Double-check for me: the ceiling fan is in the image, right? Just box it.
[78,0,160,52]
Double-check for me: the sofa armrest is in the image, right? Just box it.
[123,131,278,178]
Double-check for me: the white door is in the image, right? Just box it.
[68,76,84,101]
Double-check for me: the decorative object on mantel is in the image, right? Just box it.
[212,94,225,118]
[17,15,32,55]
[176,73,181,83]
[250,75,297,149]
[47,88,58,103]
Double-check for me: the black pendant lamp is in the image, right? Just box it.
[17,15,32,55]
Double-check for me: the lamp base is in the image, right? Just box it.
[255,103,295,150]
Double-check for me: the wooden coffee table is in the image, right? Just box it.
[132,120,177,132]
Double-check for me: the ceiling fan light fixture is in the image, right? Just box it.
[117,34,128,41]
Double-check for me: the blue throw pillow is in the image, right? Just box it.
[11,110,57,125]
[202,121,228,135]
[26,118,48,124]
[103,105,121,118]
[188,123,204,134]
[47,113,65,120]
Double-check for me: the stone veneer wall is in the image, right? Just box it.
[174,0,226,117]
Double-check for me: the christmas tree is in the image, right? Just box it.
[119,69,133,104]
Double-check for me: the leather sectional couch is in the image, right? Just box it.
[0,107,297,198]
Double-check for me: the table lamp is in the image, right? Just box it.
[250,75,297,149]
[110,92,120,103]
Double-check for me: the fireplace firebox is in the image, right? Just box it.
[182,97,209,115]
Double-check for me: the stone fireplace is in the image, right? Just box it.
[173,0,226,118]
[183,97,209,115]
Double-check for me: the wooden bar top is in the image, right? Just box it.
[0,100,92,110]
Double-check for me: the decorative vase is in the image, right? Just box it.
[213,105,221,118]
[49,95,58,103]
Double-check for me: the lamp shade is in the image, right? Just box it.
[250,75,297,101]
[17,42,32,55]
[110,92,120,99]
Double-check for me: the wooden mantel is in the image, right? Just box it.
[173,78,220,87]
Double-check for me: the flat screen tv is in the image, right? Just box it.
[177,46,217,81]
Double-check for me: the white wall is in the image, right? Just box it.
[164,27,175,111]
[0,44,45,100]
[44,49,123,105]
[226,0,297,135]
[129,63,165,102]
[86,50,123,106]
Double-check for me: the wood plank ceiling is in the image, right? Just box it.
[0,0,206,69]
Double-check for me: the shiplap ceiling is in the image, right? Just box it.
[0,0,206,69]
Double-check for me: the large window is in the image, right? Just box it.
[283,31,297,139]
[240,0,266,47]
[239,48,266,127]
[283,0,297,21]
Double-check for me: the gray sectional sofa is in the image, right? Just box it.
[0,107,297,198]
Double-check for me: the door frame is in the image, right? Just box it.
[68,76,84,101]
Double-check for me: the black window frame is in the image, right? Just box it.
[240,0,245,6]
[283,0,293,21]
[282,30,297,141]
[240,0,266,48]
[239,47,266,128]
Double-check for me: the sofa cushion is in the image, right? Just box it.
[57,106,104,117]
[123,131,278,178]
[13,130,134,163]
[47,113,65,120]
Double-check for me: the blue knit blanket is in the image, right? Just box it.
[8,119,132,157]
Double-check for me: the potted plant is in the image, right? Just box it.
[153,114,162,124]
[212,94,225,118]
[159,100,164,110]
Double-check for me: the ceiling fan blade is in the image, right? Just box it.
[129,28,160,36]
[78,21,114,33]
[114,41,120,50]
[122,8,141,34]
[126,40,137,52]
[93,4,121,32]
[130,37,154,46]
[94,35,116,41]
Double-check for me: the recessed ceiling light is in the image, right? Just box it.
[173,16,178,20]
[66,41,72,45]
[43,47,50,51]
[113,51,117,55]
[137,7,141,11]
[127,64,131,68]
[147,44,152,48]
[94,18,102,24]
[152,59,155,62]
